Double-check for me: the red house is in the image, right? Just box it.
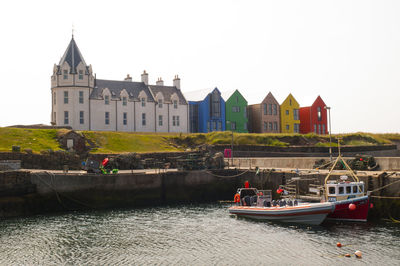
[299,96,328,134]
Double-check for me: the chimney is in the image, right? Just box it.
[173,75,181,90]
[156,77,164,86]
[141,70,149,85]
[124,74,132,81]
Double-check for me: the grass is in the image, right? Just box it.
[0,128,61,152]
[0,127,398,154]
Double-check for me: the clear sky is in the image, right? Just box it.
[1,0,399,133]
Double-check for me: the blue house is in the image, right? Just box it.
[189,88,226,133]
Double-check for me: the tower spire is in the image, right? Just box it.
[72,24,74,39]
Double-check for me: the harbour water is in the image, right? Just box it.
[1,203,399,265]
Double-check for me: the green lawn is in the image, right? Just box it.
[0,127,398,154]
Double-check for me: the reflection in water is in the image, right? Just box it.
[1,203,399,265]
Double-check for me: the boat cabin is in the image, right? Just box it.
[236,188,272,207]
[325,176,364,202]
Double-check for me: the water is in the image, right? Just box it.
[0,204,399,265]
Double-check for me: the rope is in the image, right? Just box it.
[369,178,400,194]
[370,195,400,199]
[204,169,250,178]
[32,171,95,209]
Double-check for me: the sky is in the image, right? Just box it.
[0,0,399,133]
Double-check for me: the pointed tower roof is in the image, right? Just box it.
[58,36,87,74]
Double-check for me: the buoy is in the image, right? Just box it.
[354,250,362,258]
[234,193,240,203]
[349,203,356,211]
[336,242,342,247]
[370,203,374,209]
[276,188,283,194]
[244,181,249,188]
[344,253,351,257]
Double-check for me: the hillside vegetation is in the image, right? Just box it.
[0,127,398,154]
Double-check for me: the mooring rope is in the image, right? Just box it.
[204,168,250,178]
[32,171,95,209]
[369,178,400,194]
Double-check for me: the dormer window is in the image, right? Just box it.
[158,99,163,108]
[122,97,127,106]
[141,98,146,107]
[79,70,83,80]
[105,95,110,105]
[63,70,68,80]
[173,100,178,109]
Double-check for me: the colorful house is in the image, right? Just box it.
[248,92,280,133]
[225,90,248,133]
[188,88,226,133]
[299,95,328,134]
[280,93,300,133]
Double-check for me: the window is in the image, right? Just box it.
[105,95,109,105]
[322,124,326,134]
[236,96,239,103]
[293,109,299,120]
[289,99,292,106]
[244,107,247,118]
[177,116,180,126]
[286,110,289,115]
[359,185,364,193]
[286,124,290,131]
[123,97,127,106]
[328,187,336,195]
[317,107,322,121]
[172,116,180,127]
[159,115,163,126]
[79,111,84,124]
[64,91,68,104]
[79,91,84,104]
[173,100,178,109]
[273,104,277,115]
[158,99,162,108]
[338,187,344,194]
[230,122,236,130]
[318,124,321,134]
[353,186,358,193]
[79,70,83,80]
[105,112,110,125]
[207,121,210,132]
[346,186,351,194]
[210,91,220,117]
[314,124,317,133]
[263,103,267,115]
[273,122,278,131]
[232,106,240,112]
[64,111,69,124]
[53,92,56,105]
[141,98,146,107]
[63,69,68,80]
[173,116,176,126]
[212,121,217,131]
[123,112,127,125]
[269,122,273,131]
[268,104,272,115]
[263,122,267,130]
[244,123,247,130]
[142,113,146,126]
[294,124,299,133]
[53,112,56,122]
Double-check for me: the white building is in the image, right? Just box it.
[51,36,189,133]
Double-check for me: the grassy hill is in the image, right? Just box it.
[0,127,398,154]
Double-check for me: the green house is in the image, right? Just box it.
[225,90,248,132]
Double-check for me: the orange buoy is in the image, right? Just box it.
[234,193,240,203]
[344,253,351,257]
[336,242,342,248]
[349,203,356,211]
[354,250,362,258]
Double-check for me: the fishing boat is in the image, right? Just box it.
[228,187,334,225]
[323,152,370,222]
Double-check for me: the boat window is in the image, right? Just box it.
[353,186,358,193]
[338,187,344,194]
[346,186,351,194]
[328,187,335,195]
[359,185,364,193]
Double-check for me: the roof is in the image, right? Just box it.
[90,79,154,101]
[58,37,87,74]
[148,85,187,105]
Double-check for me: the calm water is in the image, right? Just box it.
[1,203,399,265]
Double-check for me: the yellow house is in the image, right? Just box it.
[280,93,300,133]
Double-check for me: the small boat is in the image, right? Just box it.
[324,153,370,222]
[229,188,334,225]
